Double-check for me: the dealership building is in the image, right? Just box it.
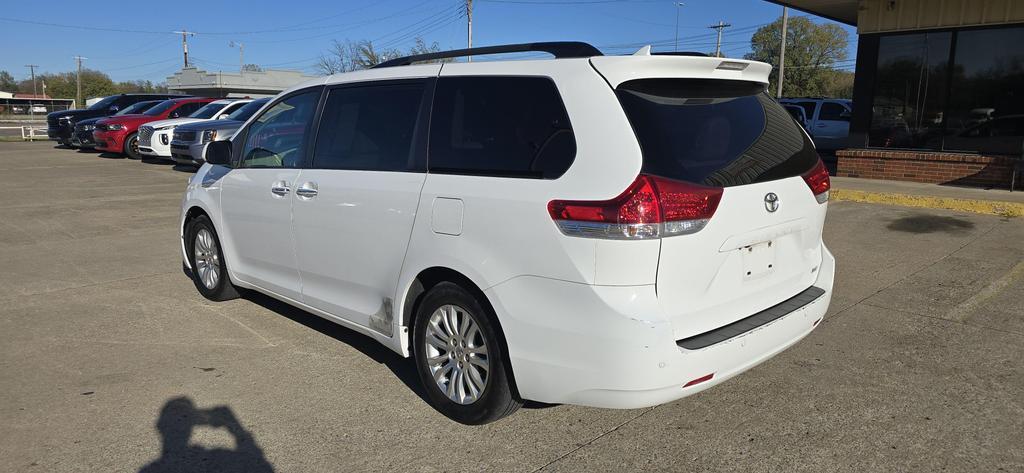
[165,67,319,99]
[776,0,1024,188]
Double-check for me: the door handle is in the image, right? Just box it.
[271,181,291,196]
[296,182,318,198]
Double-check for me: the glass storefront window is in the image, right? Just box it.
[865,25,1024,155]
[868,32,950,149]
[943,27,1024,155]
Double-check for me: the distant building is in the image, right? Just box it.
[772,0,1024,189]
[165,67,320,98]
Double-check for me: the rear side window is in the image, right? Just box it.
[818,102,848,121]
[616,79,818,187]
[313,82,425,172]
[428,76,576,179]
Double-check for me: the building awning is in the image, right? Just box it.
[765,0,858,25]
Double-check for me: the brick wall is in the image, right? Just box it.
[836,149,1019,188]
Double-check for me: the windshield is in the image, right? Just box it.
[144,100,177,117]
[189,102,229,119]
[616,79,818,187]
[115,100,160,115]
[87,96,119,111]
[226,98,270,121]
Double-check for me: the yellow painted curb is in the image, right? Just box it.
[830,189,1024,218]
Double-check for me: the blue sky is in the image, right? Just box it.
[0,0,856,84]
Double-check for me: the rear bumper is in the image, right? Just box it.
[487,244,835,408]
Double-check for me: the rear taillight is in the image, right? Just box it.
[548,174,723,240]
[802,159,830,204]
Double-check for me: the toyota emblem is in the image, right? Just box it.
[764,193,780,213]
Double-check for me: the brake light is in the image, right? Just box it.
[801,159,830,204]
[548,174,723,240]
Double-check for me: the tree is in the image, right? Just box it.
[0,70,17,93]
[314,37,444,75]
[243,64,263,72]
[745,16,850,98]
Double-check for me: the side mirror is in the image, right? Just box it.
[204,140,232,166]
[109,105,120,112]
[170,112,180,118]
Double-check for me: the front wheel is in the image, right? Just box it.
[124,133,141,159]
[185,215,239,301]
[413,282,521,424]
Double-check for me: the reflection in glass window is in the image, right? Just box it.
[943,27,1024,154]
[868,32,950,149]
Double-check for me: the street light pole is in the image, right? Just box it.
[466,0,473,62]
[674,2,685,51]
[74,56,87,110]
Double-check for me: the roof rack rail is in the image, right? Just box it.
[373,41,603,68]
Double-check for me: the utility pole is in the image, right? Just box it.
[24,64,39,97]
[466,0,473,61]
[708,20,732,57]
[173,30,196,68]
[777,6,789,98]
[674,2,685,51]
[230,41,244,74]
[74,56,87,110]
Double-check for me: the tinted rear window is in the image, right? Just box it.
[428,76,576,179]
[617,79,817,187]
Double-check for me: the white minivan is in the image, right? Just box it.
[180,42,835,425]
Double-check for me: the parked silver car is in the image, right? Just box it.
[170,98,270,166]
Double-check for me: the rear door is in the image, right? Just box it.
[291,78,434,334]
[592,63,828,340]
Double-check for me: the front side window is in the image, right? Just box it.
[312,82,425,171]
[238,90,319,169]
[428,76,576,179]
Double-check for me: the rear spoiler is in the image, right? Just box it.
[590,51,771,88]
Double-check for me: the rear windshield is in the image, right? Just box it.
[616,79,817,187]
[189,102,229,119]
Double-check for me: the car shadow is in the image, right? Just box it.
[181,264,558,411]
[138,396,274,473]
[97,152,126,159]
[238,289,432,405]
[886,214,976,234]
[141,157,175,166]
[172,164,199,173]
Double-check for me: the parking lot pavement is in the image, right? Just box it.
[0,140,1021,472]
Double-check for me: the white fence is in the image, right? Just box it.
[0,126,49,141]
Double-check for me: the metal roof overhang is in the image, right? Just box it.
[764,0,858,26]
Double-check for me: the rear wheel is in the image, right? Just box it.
[413,282,521,424]
[124,133,141,159]
[185,215,239,301]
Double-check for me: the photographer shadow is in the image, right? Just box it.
[139,397,274,473]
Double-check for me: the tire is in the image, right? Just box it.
[185,215,239,301]
[124,133,141,159]
[413,282,521,424]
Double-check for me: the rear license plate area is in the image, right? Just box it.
[742,240,776,280]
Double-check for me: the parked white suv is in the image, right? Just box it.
[139,99,251,160]
[179,43,835,425]
[780,98,852,150]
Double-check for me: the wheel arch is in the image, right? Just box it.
[401,266,521,398]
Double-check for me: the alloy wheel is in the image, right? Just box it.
[193,228,220,290]
[424,304,489,404]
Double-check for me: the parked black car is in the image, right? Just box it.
[71,100,165,149]
[47,93,187,147]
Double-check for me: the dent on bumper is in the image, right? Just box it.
[486,245,836,409]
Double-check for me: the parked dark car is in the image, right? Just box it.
[72,100,164,149]
[47,93,187,147]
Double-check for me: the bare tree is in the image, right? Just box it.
[314,37,447,76]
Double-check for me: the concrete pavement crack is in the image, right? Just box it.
[531,406,657,472]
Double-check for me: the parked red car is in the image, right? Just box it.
[94,97,215,159]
